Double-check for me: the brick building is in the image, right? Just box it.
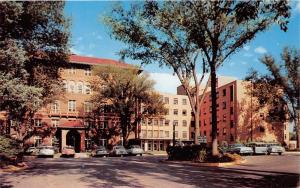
[178,77,289,146]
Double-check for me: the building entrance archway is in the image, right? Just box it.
[66,130,81,152]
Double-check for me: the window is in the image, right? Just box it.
[85,84,91,94]
[68,67,76,74]
[148,119,153,125]
[260,113,264,120]
[142,130,147,138]
[85,69,91,76]
[34,136,42,147]
[159,119,164,126]
[182,120,187,127]
[204,130,207,136]
[154,119,158,126]
[230,120,234,128]
[223,128,227,135]
[182,131,187,139]
[230,134,234,142]
[230,107,234,115]
[222,102,227,109]
[173,120,178,126]
[182,98,187,105]
[223,114,227,122]
[182,109,187,116]
[148,130,153,138]
[77,82,83,94]
[175,131,178,138]
[51,100,59,113]
[153,130,159,138]
[173,98,178,105]
[69,81,76,93]
[164,97,169,104]
[35,119,42,127]
[165,131,170,138]
[63,80,68,92]
[142,119,146,126]
[230,85,234,101]
[52,119,59,127]
[68,100,76,112]
[173,109,178,115]
[259,126,265,132]
[159,130,164,138]
[223,89,226,96]
[165,120,170,126]
[166,109,169,115]
[84,102,92,113]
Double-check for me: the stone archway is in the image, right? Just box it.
[66,129,81,153]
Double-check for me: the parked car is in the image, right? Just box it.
[38,146,55,157]
[61,146,75,157]
[25,147,39,155]
[267,143,285,155]
[127,145,144,156]
[246,142,268,155]
[227,144,253,155]
[110,145,128,157]
[94,146,109,157]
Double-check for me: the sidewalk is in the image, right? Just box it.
[145,151,168,156]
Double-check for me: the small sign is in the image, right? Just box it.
[198,136,207,143]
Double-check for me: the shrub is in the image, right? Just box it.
[0,136,23,165]
[166,144,207,161]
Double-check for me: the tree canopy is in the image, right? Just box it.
[246,47,300,147]
[103,0,290,155]
[91,66,166,145]
[0,2,70,139]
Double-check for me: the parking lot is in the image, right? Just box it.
[1,153,299,188]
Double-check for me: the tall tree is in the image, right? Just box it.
[0,2,70,141]
[91,66,166,146]
[246,47,300,148]
[104,1,290,156]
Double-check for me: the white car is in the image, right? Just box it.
[267,143,285,155]
[38,146,55,157]
[110,145,128,157]
[127,145,144,156]
[228,144,253,155]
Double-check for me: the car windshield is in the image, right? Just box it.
[97,146,106,150]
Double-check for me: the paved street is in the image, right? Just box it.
[1,153,300,188]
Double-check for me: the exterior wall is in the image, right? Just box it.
[137,93,192,151]
[184,77,287,146]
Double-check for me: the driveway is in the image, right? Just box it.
[1,154,299,188]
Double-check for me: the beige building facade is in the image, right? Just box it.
[138,93,192,151]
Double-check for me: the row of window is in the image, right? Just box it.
[204,85,234,103]
[67,68,92,76]
[165,109,188,116]
[51,100,92,113]
[142,119,189,127]
[199,119,235,128]
[34,119,111,129]
[141,130,188,139]
[63,81,92,94]
[202,106,234,115]
[163,97,187,105]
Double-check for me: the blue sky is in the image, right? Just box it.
[65,1,300,94]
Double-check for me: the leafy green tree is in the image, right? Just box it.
[0,2,70,141]
[103,1,290,156]
[246,47,300,148]
[91,66,166,146]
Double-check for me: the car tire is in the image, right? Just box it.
[140,154,142,156]
[278,152,282,155]
[267,152,270,155]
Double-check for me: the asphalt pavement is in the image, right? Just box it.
[1,153,299,188]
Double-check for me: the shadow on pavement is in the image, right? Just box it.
[1,156,299,188]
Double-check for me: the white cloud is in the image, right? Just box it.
[243,45,250,51]
[296,1,300,13]
[243,53,253,57]
[254,46,267,54]
[149,72,181,94]
[70,47,82,55]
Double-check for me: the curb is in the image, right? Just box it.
[160,159,246,167]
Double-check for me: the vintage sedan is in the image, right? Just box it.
[110,145,128,157]
[127,145,144,156]
[61,146,75,157]
[227,144,253,155]
[94,146,109,157]
[38,146,55,157]
[267,143,285,155]
[25,147,39,155]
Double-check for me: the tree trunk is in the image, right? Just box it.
[296,110,300,149]
[194,84,200,145]
[211,65,219,156]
